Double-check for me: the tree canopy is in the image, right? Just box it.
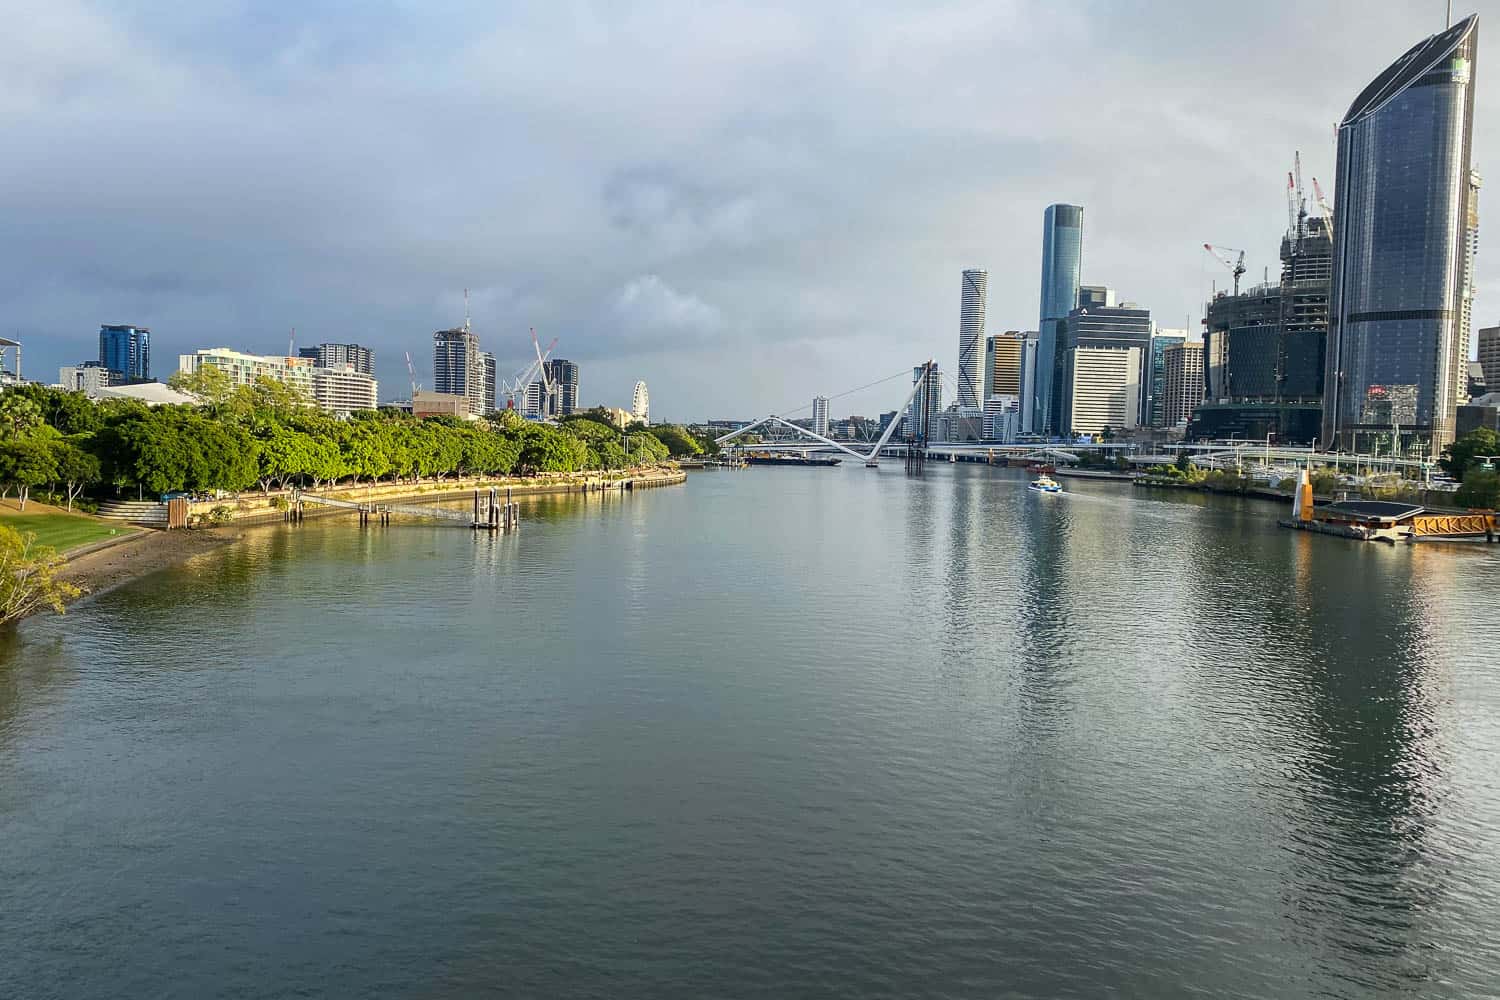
[0,384,682,501]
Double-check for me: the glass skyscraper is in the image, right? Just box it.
[956,269,987,410]
[1322,14,1480,453]
[99,324,151,383]
[1035,204,1083,435]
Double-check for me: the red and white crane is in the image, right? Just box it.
[1203,244,1248,295]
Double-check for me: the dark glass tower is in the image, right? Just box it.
[544,359,579,416]
[1322,14,1480,453]
[1035,204,1083,435]
[99,324,151,383]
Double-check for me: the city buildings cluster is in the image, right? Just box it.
[38,314,653,428]
[802,14,1488,457]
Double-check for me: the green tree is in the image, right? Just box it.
[168,365,237,416]
[0,436,60,509]
[52,438,102,512]
[10,384,101,435]
[647,424,704,458]
[517,425,589,474]
[245,375,313,422]
[1456,468,1500,509]
[0,393,44,439]
[0,524,82,625]
[1175,451,1194,474]
[255,422,310,493]
[1439,427,1500,478]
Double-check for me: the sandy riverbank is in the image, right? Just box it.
[57,528,246,603]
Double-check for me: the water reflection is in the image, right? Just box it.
[3,471,1499,998]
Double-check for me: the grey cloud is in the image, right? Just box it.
[3,1,1495,421]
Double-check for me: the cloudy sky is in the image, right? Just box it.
[4,1,1495,421]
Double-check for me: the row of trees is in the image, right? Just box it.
[0,382,714,503]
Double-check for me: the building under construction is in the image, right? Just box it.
[1191,158,1332,444]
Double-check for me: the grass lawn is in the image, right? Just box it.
[0,503,132,553]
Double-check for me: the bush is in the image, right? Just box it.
[1277,477,1296,492]
[209,505,233,525]
[1310,472,1340,496]
[269,496,289,511]
[0,524,82,625]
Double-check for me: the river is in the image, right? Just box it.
[3,464,1499,998]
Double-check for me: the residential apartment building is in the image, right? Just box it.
[312,366,379,416]
[179,348,316,398]
[433,326,486,416]
[299,343,375,376]
[59,363,110,394]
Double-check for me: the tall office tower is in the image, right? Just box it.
[300,343,375,376]
[433,327,485,415]
[1035,204,1084,434]
[907,364,944,440]
[1149,330,1188,426]
[1019,333,1040,434]
[1163,342,1206,427]
[481,353,497,413]
[1058,294,1152,435]
[1068,346,1142,437]
[1480,326,1500,388]
[984,331,1025,400]
[99,324,151,383]
[811,395,830,437]
[1322,14,1479,453]
[544,359,579,416]
[956,270,987,409]
[632,380,650,423]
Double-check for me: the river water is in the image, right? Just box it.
[3,465,1499,998]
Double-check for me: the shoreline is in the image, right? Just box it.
[57,528,247,605]
[42,468,689,619]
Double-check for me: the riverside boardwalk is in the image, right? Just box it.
[291,487,520,531]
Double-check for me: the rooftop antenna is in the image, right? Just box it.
[288,326,296,358]
[463,288,471,333]
[1447,0,1452,29]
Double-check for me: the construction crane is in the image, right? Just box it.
[1203,244,1248,295]
[1311,176,1335,239]
[500,329,558,412]
[404,351,420,398]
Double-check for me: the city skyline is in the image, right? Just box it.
[5,3,1496,421]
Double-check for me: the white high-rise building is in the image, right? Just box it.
[632,380,650,423]
[59,363,110,394]
[1067,346,1141,437]
[811,396,830,437]
[312,366,379,416]
[957,270,987,410]
[178,348,377,416]
[178,348,317,399]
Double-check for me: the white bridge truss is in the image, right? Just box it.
[715,370,931,467]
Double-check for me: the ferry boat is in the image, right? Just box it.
[1028,474,1063,494]
[745,453,842,467]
